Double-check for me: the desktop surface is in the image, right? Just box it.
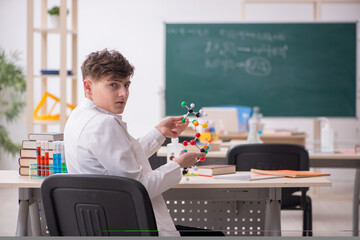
[0,170,331,189]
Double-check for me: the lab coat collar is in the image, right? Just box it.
[83,97,123,121]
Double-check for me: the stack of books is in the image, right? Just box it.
[18,132,63,176]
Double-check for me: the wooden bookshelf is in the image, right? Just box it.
[26,0,78,133]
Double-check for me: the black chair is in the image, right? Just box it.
[41,174,158,236]
[226,143,312,236]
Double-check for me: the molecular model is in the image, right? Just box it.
[180,101,211,181]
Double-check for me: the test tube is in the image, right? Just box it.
[53,141,58,174]
[36,141,41,176]
[60,142,67,173]
[45,141,49,177]
[41,141,45,177]
[54,141,61,174]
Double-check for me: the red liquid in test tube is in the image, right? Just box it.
[45,141,49,177]
[41,141,45,177]
[36,141,41,176]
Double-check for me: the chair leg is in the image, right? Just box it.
[303,197,313,236]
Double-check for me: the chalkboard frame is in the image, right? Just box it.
[165,22,358,118]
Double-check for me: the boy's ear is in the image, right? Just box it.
[83,78,93,98]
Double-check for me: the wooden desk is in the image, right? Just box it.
[182,131,307,146]
[165,173,330,236]
[158,146,360,166]
[0,170,330,237]
[219,132,307,146]
[158,146,360,236]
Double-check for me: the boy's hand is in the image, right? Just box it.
[156,116,189,138]
[173,151,205,168]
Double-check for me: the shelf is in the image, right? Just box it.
[33,75,76,78]
[33,28,77,35]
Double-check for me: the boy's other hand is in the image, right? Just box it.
[173,151,205,168]
[156,116,189,138]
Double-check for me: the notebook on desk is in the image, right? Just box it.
[212,172,283,181]
[201,107,239,134]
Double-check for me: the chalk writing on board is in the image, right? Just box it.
[219,29,287,42]
[245,56,271,76]
[204,41,288,59]
[167,27,209,37]
[205,41,251,56]
[204,40,283,76]
[205,56,271,77]
[167,26,288,76]
[252,44,288,59]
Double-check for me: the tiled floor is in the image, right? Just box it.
[0,188,18,236]
[282,193,354,236]
[0,187,357,236]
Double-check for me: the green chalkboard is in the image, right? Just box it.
[165,23,356,117]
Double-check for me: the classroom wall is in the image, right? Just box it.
[0,0,28,170]
[0,0,359,182]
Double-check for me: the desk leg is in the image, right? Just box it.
[16,189,29,236]
[264,188,281,236]
[353,168,360,236]
[15,188,42,236]
[29,200,41,236]
[16,199,29,236]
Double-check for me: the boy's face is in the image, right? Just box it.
[84,75,131,114]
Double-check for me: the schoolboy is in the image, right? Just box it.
[64,49,210,236]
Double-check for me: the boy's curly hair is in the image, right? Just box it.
[81,49,134,81]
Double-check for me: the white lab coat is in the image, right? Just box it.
[64,98,181,236]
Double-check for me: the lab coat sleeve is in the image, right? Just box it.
[139,160,182,199]
[87,116,181,199]
[138,128,166,158]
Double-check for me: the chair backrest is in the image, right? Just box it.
[226,143,309,171]
[41,174,158,236]
[226,143,310,197]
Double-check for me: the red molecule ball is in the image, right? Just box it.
[200,157,205,161]
[190,140,196,145]
[183,141,188,146]
[195,133,201,138]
